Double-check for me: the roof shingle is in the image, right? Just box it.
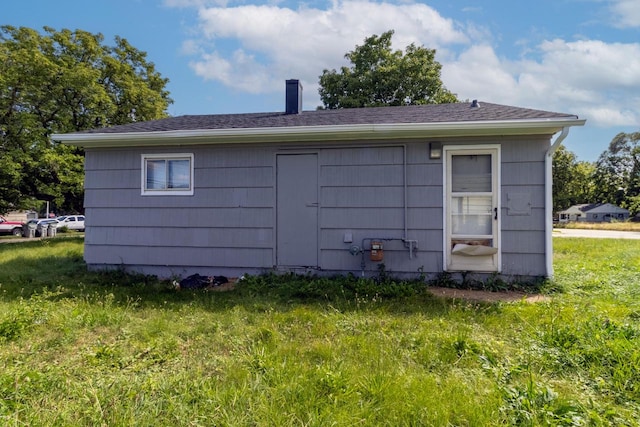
[80,102,579,135]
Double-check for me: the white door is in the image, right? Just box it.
[444,146,500,272]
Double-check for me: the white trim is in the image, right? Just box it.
[443,144,501,273]
[544,127,570,278]
[53,118,586,148]
[141,153,194,196]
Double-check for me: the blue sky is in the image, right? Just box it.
[4,0,640,161]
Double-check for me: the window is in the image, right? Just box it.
[142,153,194,196]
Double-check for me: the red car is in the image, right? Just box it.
[0,216,24,237]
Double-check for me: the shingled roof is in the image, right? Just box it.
[78,101,578,134]
[53,100,585,148]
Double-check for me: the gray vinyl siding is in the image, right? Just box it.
[83,135,549,279]
[84,147,276,276]
[499,136,548,276]
[318,144,442,274]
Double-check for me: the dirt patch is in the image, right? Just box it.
[427,286,549,303]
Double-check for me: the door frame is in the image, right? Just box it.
[442,144,501,272]
[275,152,320,269]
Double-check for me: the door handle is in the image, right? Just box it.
[494,207,498,220]
[306,202,319,207]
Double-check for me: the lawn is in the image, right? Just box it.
[1,237,639,426]
[555,221,640,232]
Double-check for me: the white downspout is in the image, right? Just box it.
[545,126,570,278]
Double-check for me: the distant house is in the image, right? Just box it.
[558,203,630,223]
[52,80,585,281]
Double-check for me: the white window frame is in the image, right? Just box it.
[141,153,194,196]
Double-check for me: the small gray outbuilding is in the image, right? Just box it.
[53,80,585,281]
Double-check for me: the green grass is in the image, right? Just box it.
[1,236,640,425]
[555,221,640,232]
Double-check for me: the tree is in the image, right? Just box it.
[552,145,595,213]
[0,26,172,214]
[592,132,640,214]
[318,30,457,109]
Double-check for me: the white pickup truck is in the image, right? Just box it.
[56,215,85,231]
[0,216,24,237]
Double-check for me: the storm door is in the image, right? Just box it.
[276,154,319,268]
[444,146,500,272]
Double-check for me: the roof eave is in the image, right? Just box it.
[52,118,586,148]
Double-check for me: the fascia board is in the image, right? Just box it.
[52,117,586,148]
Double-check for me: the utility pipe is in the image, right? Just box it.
[353,144,417,276]
[401,144,418,258]
[545,126,570,278]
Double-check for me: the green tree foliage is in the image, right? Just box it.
[592,132,640,214]
[0,26,172,214]
[552,145,595,213]
[318,30,457,109]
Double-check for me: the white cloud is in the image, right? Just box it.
[190,50,278,93]
[610,0,640,28]
[442,45,520,103]
[581,106,639,127]
[536,39,640,90]
[186,0,468,104]
[180,39,201,55]
[443,39,640,127]
[170,0,640,127]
